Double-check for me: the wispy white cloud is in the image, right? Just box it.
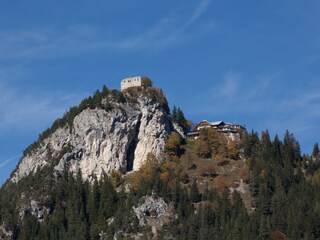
[0,25,105,59]
[0,68,83,135]
[217,71,240,98]
[0,0,214,59]
[0,156,18,168]
[110,0,214,50]
[281,91,320,108]
[186,0,213,26]
[197,71,272,113]
[116,15,182,50]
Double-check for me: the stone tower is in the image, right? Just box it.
[121,76,142,91]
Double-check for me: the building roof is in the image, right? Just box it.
[196,120,245,129]
[209,121,224,126]
[199,120,225,126]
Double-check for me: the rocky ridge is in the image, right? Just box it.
[11,88,175,182]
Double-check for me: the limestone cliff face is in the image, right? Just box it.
[11,92,174,182]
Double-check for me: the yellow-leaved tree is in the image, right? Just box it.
[164,132,182,156]
[130,153,158,189]
[227,140,240,159]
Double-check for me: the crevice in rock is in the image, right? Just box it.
[126,117,141,172]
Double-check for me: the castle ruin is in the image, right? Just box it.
[121,76,142,91]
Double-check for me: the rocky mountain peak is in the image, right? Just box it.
[11,86,176,182]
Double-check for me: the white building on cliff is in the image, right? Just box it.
[121,76,142,91]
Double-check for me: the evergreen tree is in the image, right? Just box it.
[261,130,272,162]
[242,130,260,159]
[313,142,319,158]
[98,175,118,229]
[270,183,287,233]
[259,215,271,240]
[283,130,301,164]
[87,178,100,224]
[271,135,282,165]
[187,213,199,240]
[172,105,178,122]
[102,85,109,95]
[190,179,201,203]
[173,179,181,208]
[172,105,189,133]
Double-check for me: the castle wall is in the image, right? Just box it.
[121,76,142,91]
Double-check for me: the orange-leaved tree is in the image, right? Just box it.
[164,132,182,156]
[130,153,158,189]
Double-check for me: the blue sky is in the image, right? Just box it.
[1,0,320,185]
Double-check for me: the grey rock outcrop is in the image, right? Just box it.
[19,200,50,222]
[0,224,13,240]
[133,195,170,226]
[11,92,176,182]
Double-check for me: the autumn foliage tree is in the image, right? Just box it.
[130,153,158,189]
[110,170,122,188]
[227,139,240,159]
[195,128,228,159]
[164,132,182,156]
[195,129,212,158]
[141,76,153,88]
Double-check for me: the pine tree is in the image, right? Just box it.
[187,213,199,240]
[203,181,209,201]
[98,175,118,229]
[258,181,272,216]
[259,215,271,240]
[172,105,189,133]
[270,183,287,233]
[87,178,100,224]
[173,179,181,208]
[271,135,282,165]
[172,105,178,122]
[102,85,109,96]
[313,143,319,158]
[190,179,201,203]
[283,130,301,164]
[261,130,272,162]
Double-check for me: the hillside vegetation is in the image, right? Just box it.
[1,126,320,239]
[1,85,320,239]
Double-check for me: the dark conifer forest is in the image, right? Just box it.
[1,129,320,239]
[0,87,320,239]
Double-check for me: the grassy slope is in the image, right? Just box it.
[179,140,253,211]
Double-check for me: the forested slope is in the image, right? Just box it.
[1,84,320,240]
